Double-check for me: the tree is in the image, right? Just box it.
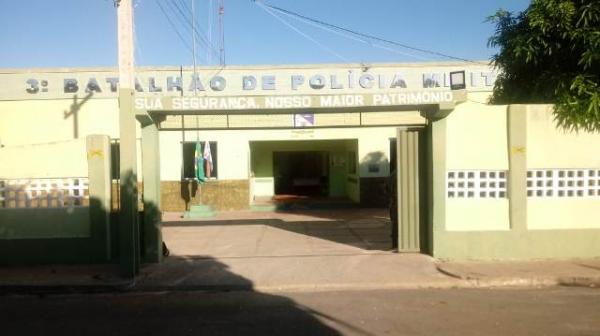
[488,0,600,131]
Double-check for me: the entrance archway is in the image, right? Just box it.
[134,95,459,263]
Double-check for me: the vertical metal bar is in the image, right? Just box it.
[396,130,403,249]
[396,129,421,252]
[191,0,197,93]
[412,132,420,248]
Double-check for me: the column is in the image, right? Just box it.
[118,88,140,277]
[507,105,528,231]
[86,134,112,261]
[141,119,162,262]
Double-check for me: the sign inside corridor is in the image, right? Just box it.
[134,91,454,111]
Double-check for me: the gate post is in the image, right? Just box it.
[396,129,421,252]
[140,117,163,263]
[86,135,112,261]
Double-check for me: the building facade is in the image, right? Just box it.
[1,62,600,265]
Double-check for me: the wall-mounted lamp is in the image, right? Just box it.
[449,71,466,90]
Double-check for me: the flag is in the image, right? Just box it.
[194,141,205,182]
[203,140,213,178]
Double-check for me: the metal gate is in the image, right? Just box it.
[395,129,422,252]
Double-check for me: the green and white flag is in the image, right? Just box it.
[194,141,205,182]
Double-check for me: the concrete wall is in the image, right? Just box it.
[446,98,509,170]
[160,180,250,211]
[0,99,144,180]
[525,105,600,230]
[0,135,113,265]
[527,105,600,169]
[444,99,510,232]
[433,103,600,260]
[0,207,90,239]
[0,139,88,178]
[0,99,120,146]
[0,139,91,241]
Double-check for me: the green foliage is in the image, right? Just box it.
[488,0,600,132]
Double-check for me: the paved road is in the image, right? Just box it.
[2,288,599,335]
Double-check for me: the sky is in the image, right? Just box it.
[0,0,531,68]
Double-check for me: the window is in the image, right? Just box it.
[183,141,218,179]
[446,170,507,198]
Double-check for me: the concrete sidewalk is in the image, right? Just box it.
[136,253,459,292]
[1,209,599,294]
[1,255,599,295]
[134,254,600,292]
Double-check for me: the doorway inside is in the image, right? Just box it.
[273,151,329,197]
[250,139,358,209]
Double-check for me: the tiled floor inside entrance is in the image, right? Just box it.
[162,208,393,258]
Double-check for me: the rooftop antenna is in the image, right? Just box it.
[191,0,198,96]
[191,0,200,141]
[208,0,213,65]
[218,0,225,66]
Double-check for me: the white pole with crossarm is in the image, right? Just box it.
[116,0,139,278]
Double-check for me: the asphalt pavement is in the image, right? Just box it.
[2,287,599,336]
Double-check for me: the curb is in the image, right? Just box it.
[2,271,599,296]
[0,282,135,296]
[435,264,600,289]
[0,284,245,296]
[3,278,598,296]
[0,282,461,296]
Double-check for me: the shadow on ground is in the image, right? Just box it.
[1,256,362,335]
[162,208,393,256]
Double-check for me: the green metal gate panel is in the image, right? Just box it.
[396,129,420,252]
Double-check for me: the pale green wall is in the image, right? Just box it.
[0,207,91,239]
[433,103,600,260]
[345,139,360,202]
[0,139,93,239]
[445,199,510,231]
[528,199,600,230]
[434,230,600,260]
[525,104,600,230]
[358,137,390,177]
[0,135,113,265]
[527,105,600,169]
[443,101,510,232]
[446,101,509,170]
[0,139,88,178]
[327,151,347,197]
[0,99,120,147]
